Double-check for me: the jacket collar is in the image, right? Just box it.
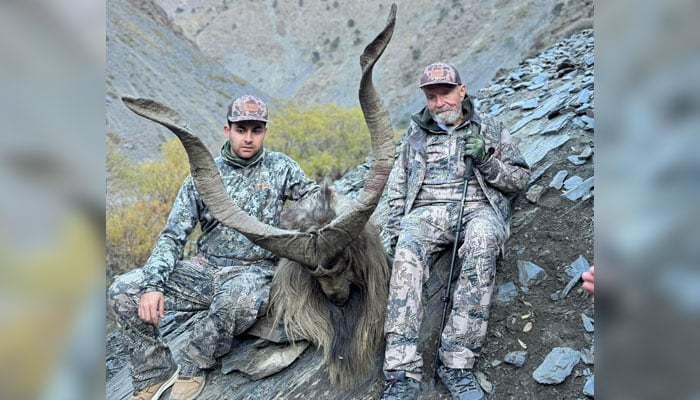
[406,96,481,154]
[411,95,476,133]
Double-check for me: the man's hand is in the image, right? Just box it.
[582,266,595,294]
[138,291,165,327]
[464,135,490,165]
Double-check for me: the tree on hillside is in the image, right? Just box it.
[266,102,372,181]
[106,139,193,277]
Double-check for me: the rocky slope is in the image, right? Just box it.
[107,0,592,161]
[107,0,266,161]
[107,21,595,398]
[155,0,592,126]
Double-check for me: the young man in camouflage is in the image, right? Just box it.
[108,95,319,400]
[381,63,530,400]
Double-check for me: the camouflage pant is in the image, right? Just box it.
[107,257,273,391]
[383,203,507,378]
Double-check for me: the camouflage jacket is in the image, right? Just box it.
[381,97,531,253]
[142,147,319,293]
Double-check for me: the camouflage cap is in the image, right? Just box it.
[419,62,462,88]
[227,95,269,123]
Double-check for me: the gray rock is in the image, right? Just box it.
[495,282,519,303]
[559,273,582,300]
[528,161,553,186]
[558,255,592,299]
[517,260,548,287]
[490,103,505,116]
[528,82,547,91]
[549,170,568,189]
[580,347,595,365]
[510,92,571,135]
[522,133,571,167]
[577,146,593,159]
[509,70,523,81]
[511,207,540,232]
[571,116,587,128]
[532,347,581,384]
[566,255,590,278]
[511,114,536,134]
[540,113,571,135]
[511,244,525,255]
[581,313,594,333]
[556,81,577,94]
[574,88,592,106]
[567,155,587,165]
[583,375,595,397]
[531,72,550,85]
[562,175,583,190]
[221,340,309,380]
[580,114,595,130]
[475,371,494,394]
[504,351,528,367]
[575,103,591,113]
[562,176,594,201]
[532,92,569,120]
[526,184,546,203]
[521,98,540,110]
[561,69,579,80]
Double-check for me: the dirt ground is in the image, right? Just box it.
[470,133,595,399]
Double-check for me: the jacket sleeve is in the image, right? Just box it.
[475,120,531,194]
[141,175,199,293]
[381,138,409,257]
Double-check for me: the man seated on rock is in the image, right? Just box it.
[380,62,530,400]
[108,95,319,400]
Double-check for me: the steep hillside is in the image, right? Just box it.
[106,0,267,161]
[154,0,592,125]
[107,0,592,162]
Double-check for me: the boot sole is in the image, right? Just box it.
[151,365,180,400]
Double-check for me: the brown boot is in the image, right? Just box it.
[170,375,206,400]
[129,365,179,400]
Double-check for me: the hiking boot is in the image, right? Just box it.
[383,370,422,400]
[129,365,179,400]
[170,374,206,400]
[437,365,484,400]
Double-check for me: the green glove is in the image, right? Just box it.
[464,135,490,165]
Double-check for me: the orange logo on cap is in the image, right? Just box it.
[244,103,260,112]
[428,68,447,79]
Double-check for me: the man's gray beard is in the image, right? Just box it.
[430,108,461,125]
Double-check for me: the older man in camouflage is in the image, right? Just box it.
[380,63,530,400]
[108,95,319,400]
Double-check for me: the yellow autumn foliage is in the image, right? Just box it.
[106,139,191,275]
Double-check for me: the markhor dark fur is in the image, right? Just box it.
[270,185,391,388]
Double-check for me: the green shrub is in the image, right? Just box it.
[266,102,372,181]
[106,140,193,275]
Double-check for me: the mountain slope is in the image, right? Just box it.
[106,0,267,161]
[155,0,592,125]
